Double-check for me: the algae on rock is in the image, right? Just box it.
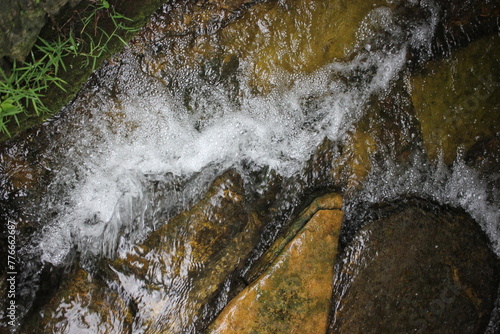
[411,34,500,165]
[208,208,343,334]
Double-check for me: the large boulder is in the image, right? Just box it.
[329,200,500,333]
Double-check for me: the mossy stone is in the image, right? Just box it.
[411,34,500,165]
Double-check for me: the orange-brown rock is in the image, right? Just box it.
[208,208,343,333]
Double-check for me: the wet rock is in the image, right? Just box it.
[332,79,422,193]
[107,171,264,332]
[218,0,392,92]
[329,200,500,334]
[245,192,342,283]
[28,170,264,333]
[23,264,134,333]
[465,136,500,211]
[465,136,500,178]
[138,0,397,95]
[208,207,343,333]
[0,0,82,62]
[430,0,500,59]
[411,34,500,165]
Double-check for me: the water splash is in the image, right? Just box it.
[348,151,500,254]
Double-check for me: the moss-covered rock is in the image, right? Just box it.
[411,34,500,165]
[329,200,500,334]
[208,207,343,333]
[0,0,82,62]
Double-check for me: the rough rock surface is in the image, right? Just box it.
[0,0,82,62]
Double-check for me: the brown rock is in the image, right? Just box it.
[329,200,500,334]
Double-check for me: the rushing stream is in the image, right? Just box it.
[1,0,499,332]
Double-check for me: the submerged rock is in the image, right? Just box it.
[411,34,500,165]
[218,0,392,92]
[429,0,500,59]
[466,136,500,177]
[208,201,343,333]
[26,170,264,333]
[138,0,399,95]
[29,264,134,333]
[329,200,500,334]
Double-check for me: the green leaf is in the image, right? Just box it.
[1,102,18,114]
[101,0,110,9]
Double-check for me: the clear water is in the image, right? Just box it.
[1,0,498,331]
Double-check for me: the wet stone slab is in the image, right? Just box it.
[25,170,264,333]
[207,207,343,333]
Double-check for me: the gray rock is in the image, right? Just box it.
[0,0,81,62]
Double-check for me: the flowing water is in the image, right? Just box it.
[1,0,499,331]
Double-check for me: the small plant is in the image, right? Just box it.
[76,0,139,71]
[0,36,72,135]
[0,0,138,136]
